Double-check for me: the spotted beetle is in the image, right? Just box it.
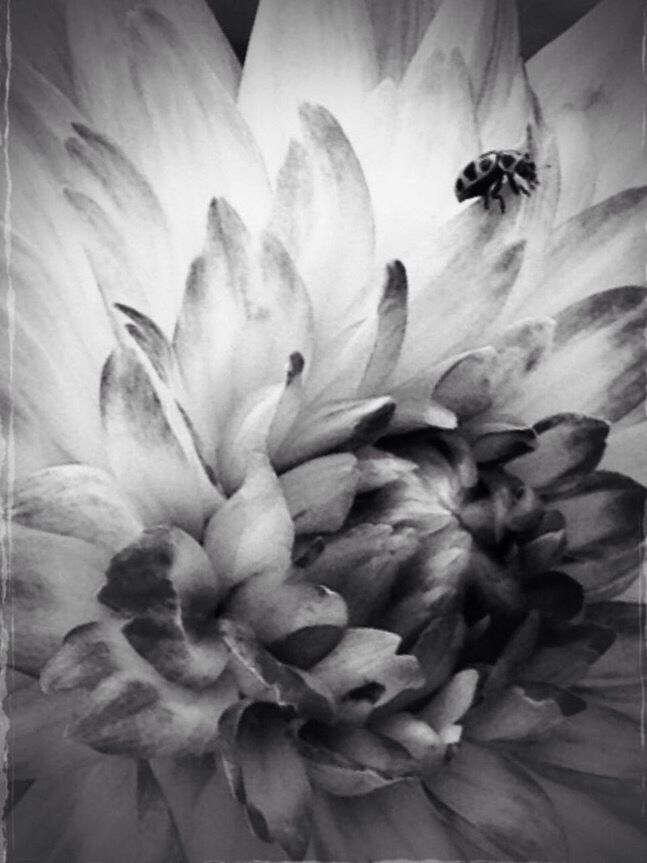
[455,150,539,213]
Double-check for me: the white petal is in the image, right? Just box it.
[239,0,378,180]
[529,0,647,210]
[100,344,222,536]
[280,454,359,534]
[204,453,294,590]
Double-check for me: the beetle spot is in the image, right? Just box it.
[501,154,515,169]
[479,158,492,172]
[464,162,477,181]
[455,177,464,192]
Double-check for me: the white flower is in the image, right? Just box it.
[4,1,646,861]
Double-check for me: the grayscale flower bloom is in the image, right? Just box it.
[4,0,646,861]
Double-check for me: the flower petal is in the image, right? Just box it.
[217,619,334,719]
[8,758,185,863]
[503,286,647,424]
[42,621,237,759]
[298,722,417,796]
[298,524,419,626]
[309,628,425,721]
[100,344,222,536]
[548,471,645,599]
[419,669,480,731]
[508,413,610,491]
[11,464,143,553]
[511,704,642,784]
[425,742,567,861]
[6,680,98,780]
[270,104,375,344]
[464,683,585,742]
[521,623,616,689]
[275,396,395,471]
[280,454,359,534]
[367,0,441,82]
[8,525,110,673]
[152,757,287,862]
[225,702,312,859]
[529,0,647,210]
[358,260,408,396]
[69,0,269,261]
[204,453,294,591]
[531,773,647,863]
[397,239,526,381]
[600,419,647,486]
[525,188,647,318]
[311,782,462,860]
[239,0,378,179]
[226,574,347,663]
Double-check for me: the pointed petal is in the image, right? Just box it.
[504,286,647,424]
[524,188,647,318]
[152,757,286,862]
[280,454,359,534]
[270,105,375,343]
[309,628,424,722]
[397,239,526,381]
[514,704,642,783]
[239,0,378,179]
[358,261,408,396]
[426,742,567,861]
[232,703,312,859]
[275,396,395,471]
[204,453,294,591]
[529,0,647,208]
[367,0,441,81]
[420,669,480,731]
[548,471,645,598]
[299,722,417,796]
[100,344,222,536]
[508,413,610,490]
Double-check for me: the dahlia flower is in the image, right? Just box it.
[3,0,646,861]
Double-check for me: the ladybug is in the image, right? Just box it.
[455,150,539,213]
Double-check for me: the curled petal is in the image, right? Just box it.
[41,622,237,758]
[508,413,610,490]
[309,628,425,721]
[298,722,417,796]
[280,454,359,534]
[464,683,585,742]
[226,575,348,664]
[204,453,294,591]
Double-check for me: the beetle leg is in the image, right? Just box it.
[511,172,531,196]
[490,175,505,213]
[482,192,490,211]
